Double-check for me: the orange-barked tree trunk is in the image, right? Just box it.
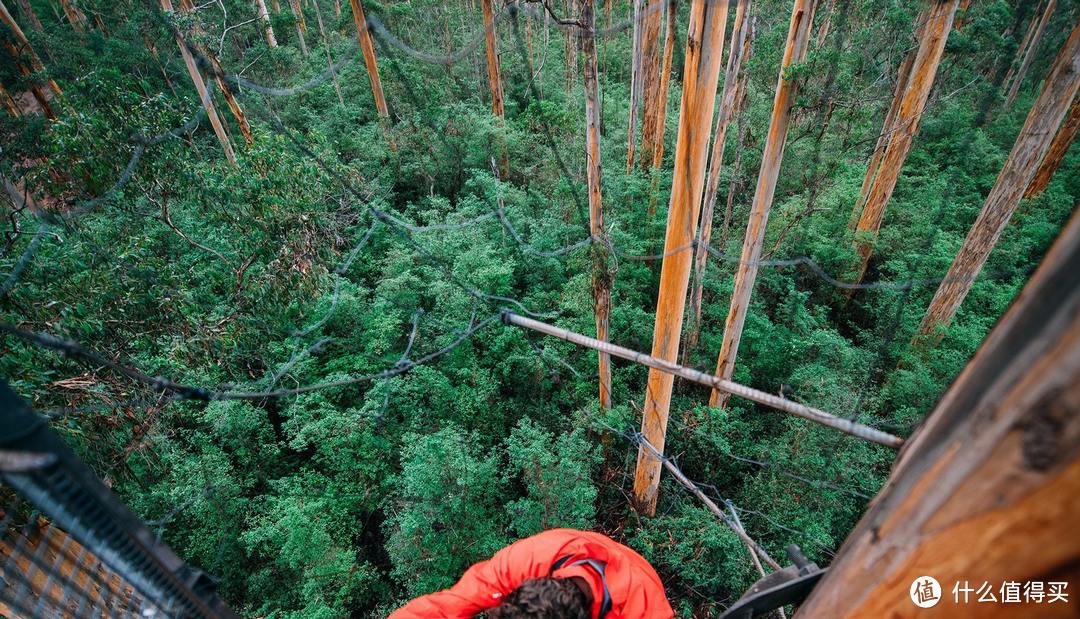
[255,0,279,47]
[637,0,666,168]
[848,0,958,290]
[632,0,730,516]
[626,0,646,172]
[0,0,61,118]
[582,0,611,410]
[917,21,1080,342]
[481,0,504,117]
[648,0,679,169]
[848,8,926,231]
[161,0,237,166]
[349,0,388,118]
[1003,0,1056,110]
[686,0,750,357]
[289,0,309,56]
[1025,94,1080,198]
[709,0,817,409]
[179,0,254,145]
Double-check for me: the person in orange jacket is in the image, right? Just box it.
[388,528,675,619]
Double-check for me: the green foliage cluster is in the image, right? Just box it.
[1,0,1077,616]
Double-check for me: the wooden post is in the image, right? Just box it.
[1025,94,1080,198]
[648,0,679,169]
[848,0,958,291]
[161,0,237,166]
[582,0,611,410]
[481,0,504,117]
[0,0,61,118]
[1004,0,1056,110]
[255,0,279,48]
[632,0,730,516]
[686,0,750,356]
[349,0,388,118]
[637,0,665,168]
[800,206,1080,618]
[917,22,1080,340]
[708,0,816,409]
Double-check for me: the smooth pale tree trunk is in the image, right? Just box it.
[481,0,504,117]
[720,15,756,250]
[626,0,645,172]
[709,0,817,409]
[637,0,665,168]
[632,0,730,516]
[1004,0,1056,110]
[256,0,279,47]
[161,0,237,166]
[288,0,309,56]
[1025,94,1080,198]
[686,0,750,357]
[848,0,958,291]
[648,0,679,169]
[582,0,611,411]
[179,0,254,145]
[917,21,1080,341]
[349,0,388,118]
[14,0,42,32]
[313,0,344,105]
[0,0,61,118]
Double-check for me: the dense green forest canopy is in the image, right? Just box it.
[1,0,1077,616]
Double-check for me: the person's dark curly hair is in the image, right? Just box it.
[486,577,591,619]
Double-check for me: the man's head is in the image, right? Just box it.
[486,577,591,619]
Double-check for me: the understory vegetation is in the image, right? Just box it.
[1,0,1076,616]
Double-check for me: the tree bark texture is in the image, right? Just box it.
[637,0,665,168]
[848,0,958,290]
[1004,0,1056,110]
[632,0,730,516]
[709,0,817,409]
[918,21,1080,340]
[801,205,1080,618]
[481,0,505,117]
[686,0,750,357]
[256,0,279,47]
[349,0,389,117]
[582,0,612,411]
[1025,94,1080,198]
[161,0,237,166]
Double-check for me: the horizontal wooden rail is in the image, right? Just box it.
[502,312,903,448]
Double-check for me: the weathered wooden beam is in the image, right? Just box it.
[503,313,903,446]
[800,204,1080,618]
